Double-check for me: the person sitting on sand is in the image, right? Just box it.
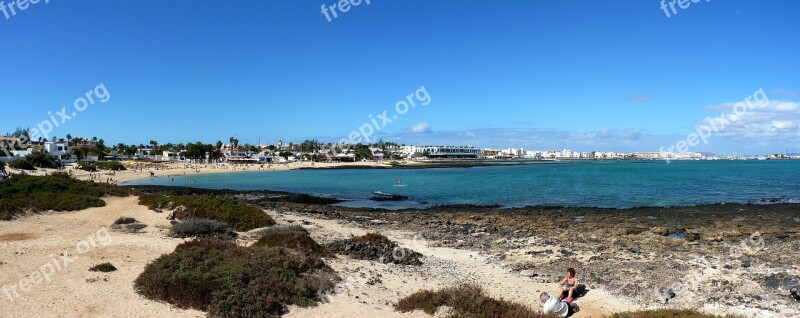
[540,292,578,317]
[558,267,580,303]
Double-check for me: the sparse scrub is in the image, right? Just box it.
[113,217,137,225]
[110,217,148,233]
[138,194,274,232]
[170,219,237,239]
[0,174,130,220]
[134,238,338,318]
[89,263,117,272]
[395,284,551,318]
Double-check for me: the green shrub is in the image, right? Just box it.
[89,263,117,272]
[610,309,743,318]
[26,152,60,169]
[253,231,329,257]
[0,174,130,220]
[395,284,551,318]
[0,160,5,172]
[134,238,338,317]
[8,159,35,170]
[170,219,237,239]
[96,161,126,171]
[138,194,274,232]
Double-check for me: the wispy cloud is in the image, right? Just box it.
[627,95,653,102]
[405,122,432,134]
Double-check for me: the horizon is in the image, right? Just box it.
[2,1,799,155]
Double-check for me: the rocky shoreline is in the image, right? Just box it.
[127,185,800,316]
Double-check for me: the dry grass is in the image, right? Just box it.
[0,232,36,242]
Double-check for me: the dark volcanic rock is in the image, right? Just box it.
[327,239,422,266]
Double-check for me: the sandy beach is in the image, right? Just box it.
[1,195,639,318]
[4,160,391,185]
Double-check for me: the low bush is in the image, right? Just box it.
[0,160,6,172]
[110,216,148,233]
[0,174,130,220]
[134,238,338,318]
[89,263,117,272]
[80,161,126,172]
[170,219,237,239]
[610,309,743,318]
[26,152,60,169]
[95,161,126,171]
[253,231,329,257]
[138,194,274,232]
[8,159,35,171]
[113,217,138,225]
[395,284,550,318]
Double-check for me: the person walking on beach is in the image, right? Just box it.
[558,268,580,303]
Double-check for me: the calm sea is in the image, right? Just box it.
[125,160,800,209]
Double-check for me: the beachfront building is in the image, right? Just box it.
[416,146,482,159]
[42,141,73,162]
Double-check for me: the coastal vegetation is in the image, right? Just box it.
[252,226,330,257]
[169,218,237,239]
[395,284,551,318]
[77,160,126,171]
[0,174,129,220]
[110,216,148,233]
[134,238,337,318]
[89,263,118,273]
[8,159,36,170]
[138,193,274,232]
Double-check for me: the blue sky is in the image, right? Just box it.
[2,0,799,154]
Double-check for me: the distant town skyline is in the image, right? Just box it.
[2,1,799,155]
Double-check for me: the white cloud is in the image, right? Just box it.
[697,100,800,141]
[405,122,432,134]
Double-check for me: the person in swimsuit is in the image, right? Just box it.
[558,267,579,303]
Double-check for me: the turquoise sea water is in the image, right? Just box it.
[125,160,800,209]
